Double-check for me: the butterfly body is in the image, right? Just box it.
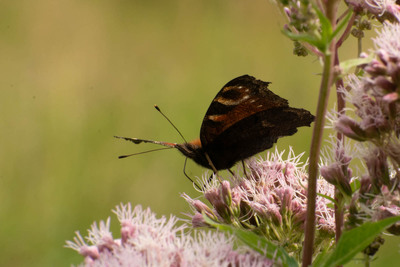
[116,75,314,173]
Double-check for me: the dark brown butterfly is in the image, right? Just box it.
[115,75,314,175]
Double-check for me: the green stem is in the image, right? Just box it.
[364,253,370,267]
[334,51,345,244]
[302,50,335,267]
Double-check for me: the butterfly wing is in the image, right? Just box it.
[199,75,314,170]
[200,75,288,147]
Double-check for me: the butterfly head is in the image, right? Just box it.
[175,139,210,169]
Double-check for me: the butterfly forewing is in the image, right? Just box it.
[198,75,314,170]
[200,75,289,147]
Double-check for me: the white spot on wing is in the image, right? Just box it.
[214,94,250,106]
[207,114,225,121]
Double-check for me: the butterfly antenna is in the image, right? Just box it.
[118,147,173,159]
[154,105,187,143]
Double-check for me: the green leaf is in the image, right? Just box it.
[350,179,360,192]
[318,216,400,267]
[331,9,353,41]
[339,54,374,75]
[313,4,332,46]
[282,30,324,51]
[316,192,336,206]
[204,216,298,267]
[311,247,330,267]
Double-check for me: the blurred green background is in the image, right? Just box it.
[0,0,398,266]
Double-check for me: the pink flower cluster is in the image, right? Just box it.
[184,148,335,259]
[329,21,400,236]
[66,203,273,266]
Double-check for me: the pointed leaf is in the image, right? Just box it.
[339,54,374,75]
[319,216,400,267]
[282,30,325,51]
[331,9,353,41]
[313,4,332,44]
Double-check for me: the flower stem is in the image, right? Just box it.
[334,51,345,244]
[302,49,336,267]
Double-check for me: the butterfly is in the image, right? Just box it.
[115,75,314,177]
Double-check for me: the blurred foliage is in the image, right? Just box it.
[0,0,397,266]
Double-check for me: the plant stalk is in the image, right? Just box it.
[334,51,345,243]
[302,49,336,266]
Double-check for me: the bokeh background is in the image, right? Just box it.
[0,0,398,266]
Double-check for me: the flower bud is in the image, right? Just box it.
[377,50,390,65]
[359,175,372,196]
[365,150,391,188]
[335,116,367,141]
[363,123,383,139]
[276,187,294,213]
[204,188,222,207]
[320,163,352,197]
[267,203,282,225]
[284,7,291,18]
[382,92,399,103]
[121,222,136,245]
[336,147,352,166]
[364,59,387,76]
[231,189,242,216]
[192,212,210,228]
[221,180,232,207]
[387,61,399,79]
[205,188,231,222]
[374,76,397,92]
[79,245,100,260]
[192,199,215,218]
[97,235,117,252]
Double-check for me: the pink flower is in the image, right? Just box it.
[184,148,336,258]
[66,203,273,266]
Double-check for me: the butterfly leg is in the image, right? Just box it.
[228,169,235,176]
[242,160,249,179]
[182,157,202,191]
[207,173,214,183]
[204,152,222,183]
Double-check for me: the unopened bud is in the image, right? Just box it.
[192,212,210,228]
[97,235,116,252]
[375,76,397,92]
[383,92,399,103]
[359,175,372,196]
[79,245,100,260]
[365,59,387,76]
[121,222,136,245]
[335,116,367,141]
[366,150,391,187]
[192,200,215,218]
[221,180,232,207]
[320,163,352,196]
[377,50,390,65]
